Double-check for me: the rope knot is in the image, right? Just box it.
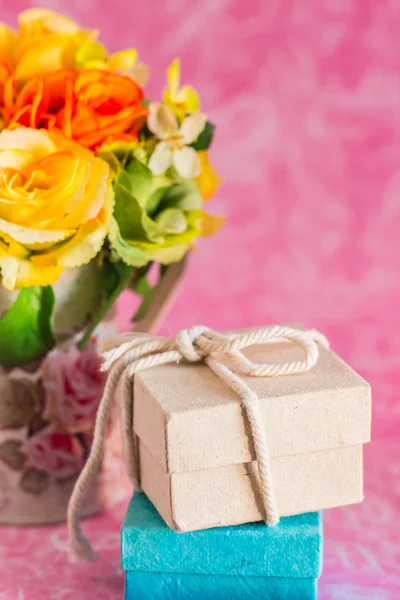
[175,325,211,362]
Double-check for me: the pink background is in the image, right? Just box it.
[1,1,399,598]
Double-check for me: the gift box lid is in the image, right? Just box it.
[121,492,323,578]
[133,327,371,474]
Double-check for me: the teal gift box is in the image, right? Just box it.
[121,493,323,600]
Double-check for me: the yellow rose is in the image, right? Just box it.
[0,127,113,290]
[8,9,96,84]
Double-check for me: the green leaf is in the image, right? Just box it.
[109,215,196,267]
[100,141,134,164]
[124,159,153,206]
[109,161,204,269]
[155,209,187,233]
[0,286,55,367]
[77,259,133,350]
[113,160,174,244]
[113,182,150,241]
[146,186,171,216]
[138,243,190,264]
[190,121,215,151]
[108,217,150,267]
[159,180,203,211]
[124,159,171,209]
[132,272,152,296]
[95,149,121,175]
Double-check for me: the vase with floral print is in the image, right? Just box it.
[0,322,125,524]
[0,256,187,524]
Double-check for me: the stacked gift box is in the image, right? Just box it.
[120,327,371,599]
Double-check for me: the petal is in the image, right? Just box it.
[130,62,149,87]
[107,49,138,72]
[18,8,81,35]
[173,146,201,179]
[47,154,110,229]
[0,128,56,158]
[0,24,17,62]
[0,218,73,245]
[75,42,108,69]
[179,112,207,144]
[148,142,172,175]
[147,103,178,139]
[0,150,34,171]
[54,220,107,268]
[14,38,66,83]
[167,59,180,97]
[35,182,113,269]
[175,86,200,113]
[195,151,221,200]
[201,212,225,237]
[0,246,63,290]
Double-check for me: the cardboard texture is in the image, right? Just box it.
[122,494,322,600]
[121,493,323,577]
[140,442,363,531]
[133,329,371,531]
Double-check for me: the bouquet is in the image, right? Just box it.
[0,9,221,512]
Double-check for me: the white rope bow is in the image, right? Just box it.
[67,324,329,561]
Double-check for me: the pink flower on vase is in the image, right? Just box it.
[22,426,84,477]
[40,342,106,434]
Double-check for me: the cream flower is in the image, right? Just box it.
[147,103,206,179]
[163,58,200,119]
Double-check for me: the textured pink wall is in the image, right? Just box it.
[0,1,399,598]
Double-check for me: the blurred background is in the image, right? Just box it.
[1,1,399,598]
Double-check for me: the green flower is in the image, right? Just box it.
[108,156,204,266]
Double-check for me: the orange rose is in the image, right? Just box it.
[6,68,148,150]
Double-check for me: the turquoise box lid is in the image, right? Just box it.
[121,493,323,578]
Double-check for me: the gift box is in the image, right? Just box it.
[122,492,323,600]
[133,326,371,532]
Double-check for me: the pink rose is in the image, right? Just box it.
[23,426,84,477]
[41,342,106,434]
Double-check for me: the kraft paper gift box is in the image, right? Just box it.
[132,326,371,532]
[122,492,323,600]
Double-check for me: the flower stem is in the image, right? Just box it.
[77,263,133,351]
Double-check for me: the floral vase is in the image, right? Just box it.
[0,259,186,525]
